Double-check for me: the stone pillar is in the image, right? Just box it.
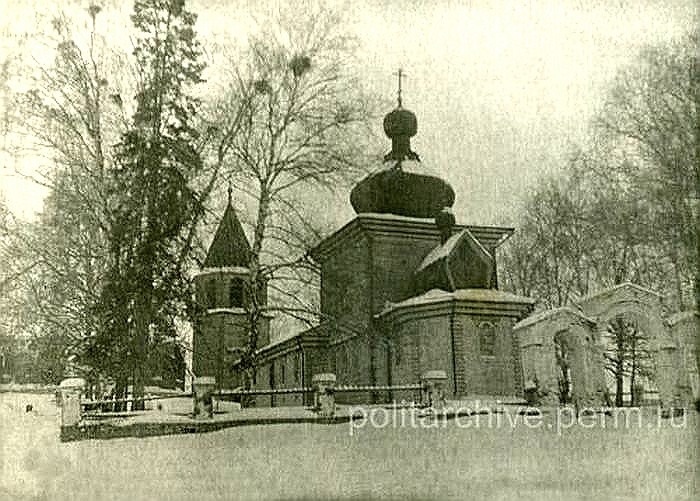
[655,347,678,408]
[590,324,610,405]
[632,382,645,407]
[59,377,86,427]
[421,370,447,410]
[312,373,336,417]
[193,376,216,419]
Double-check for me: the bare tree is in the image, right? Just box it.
[2,3,232,394]
[603,317,654,406]
[206,5,377,385]
[595,34,699,382]
[501,167,598,309]
[0,7,125,386]
[594,35,698,310]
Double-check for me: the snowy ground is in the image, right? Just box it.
[1,392,696,501]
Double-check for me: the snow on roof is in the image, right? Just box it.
[194,266,250,278]
[513,306,596,331]
[205,307,274,318]
[416,228,492,273]
[255,324,329,355]
[356,212,432,223]
[577,282,662,304]
[377,288,535,316]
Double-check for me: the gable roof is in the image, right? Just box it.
[414,228,494,293]
[203,202,251,268]
[513,306,596,331]
[577,282,662,304]
[417,228,492,273]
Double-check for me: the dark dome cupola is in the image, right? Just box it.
[383,106,418,162]
[350,70,455,219]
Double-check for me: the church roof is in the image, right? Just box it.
[414,228,495,293]
[309,213,514,263]
[377,288,535,317]
[203,202,251,269]
[417,228,492,273]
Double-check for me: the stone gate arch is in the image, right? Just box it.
[666,311,699,402]
[576,282,680,407]
[514,307,603,406]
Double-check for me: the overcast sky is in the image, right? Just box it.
[0,0,696,226]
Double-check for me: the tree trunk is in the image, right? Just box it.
[629,331,637,406]
[615,368,624,407]
[132,364,146,411]
[114,376,128,412]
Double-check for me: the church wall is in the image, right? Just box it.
[388,317,455,400]
[253,362,271,407]
[459,315,521,396]
[252,348,304,407]
[389,323,421,402]
[320,234,371,335]
[370,233,439,312]
[385,309,525,400]
[194,268,271,392]
[372,337,391,403]
[275,351,304,406]
[305,344,331,376]
[194,311,270,389]
[195,273,268,310]
[194,313,245,383]
[416,316,455,395]
[302,345,331,406]
[333,334,373,404]
[193,315,220,380]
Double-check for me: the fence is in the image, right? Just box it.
[57,370,448,428]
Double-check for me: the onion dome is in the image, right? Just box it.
[383,107,418,162]
[350,167,455,218]
[350,87,455,218]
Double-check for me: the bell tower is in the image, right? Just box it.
[193,193,270,389]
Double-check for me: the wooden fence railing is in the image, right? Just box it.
[57,370,448,427]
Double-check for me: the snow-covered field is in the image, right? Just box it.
[1,392,696,500]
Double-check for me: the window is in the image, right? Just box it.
[205,280,217,309]
[394,341,402,366]
[280,360,286,385]
[479,321,496,357]
[229,278,244,307]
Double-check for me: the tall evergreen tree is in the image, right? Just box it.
[92,0,205,408]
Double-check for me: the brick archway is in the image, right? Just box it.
[577,283,680,406]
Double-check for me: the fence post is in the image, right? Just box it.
[59,377,86,427]
[312,373,336,418]
[193,376,216,419]
[421,370,447,410]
